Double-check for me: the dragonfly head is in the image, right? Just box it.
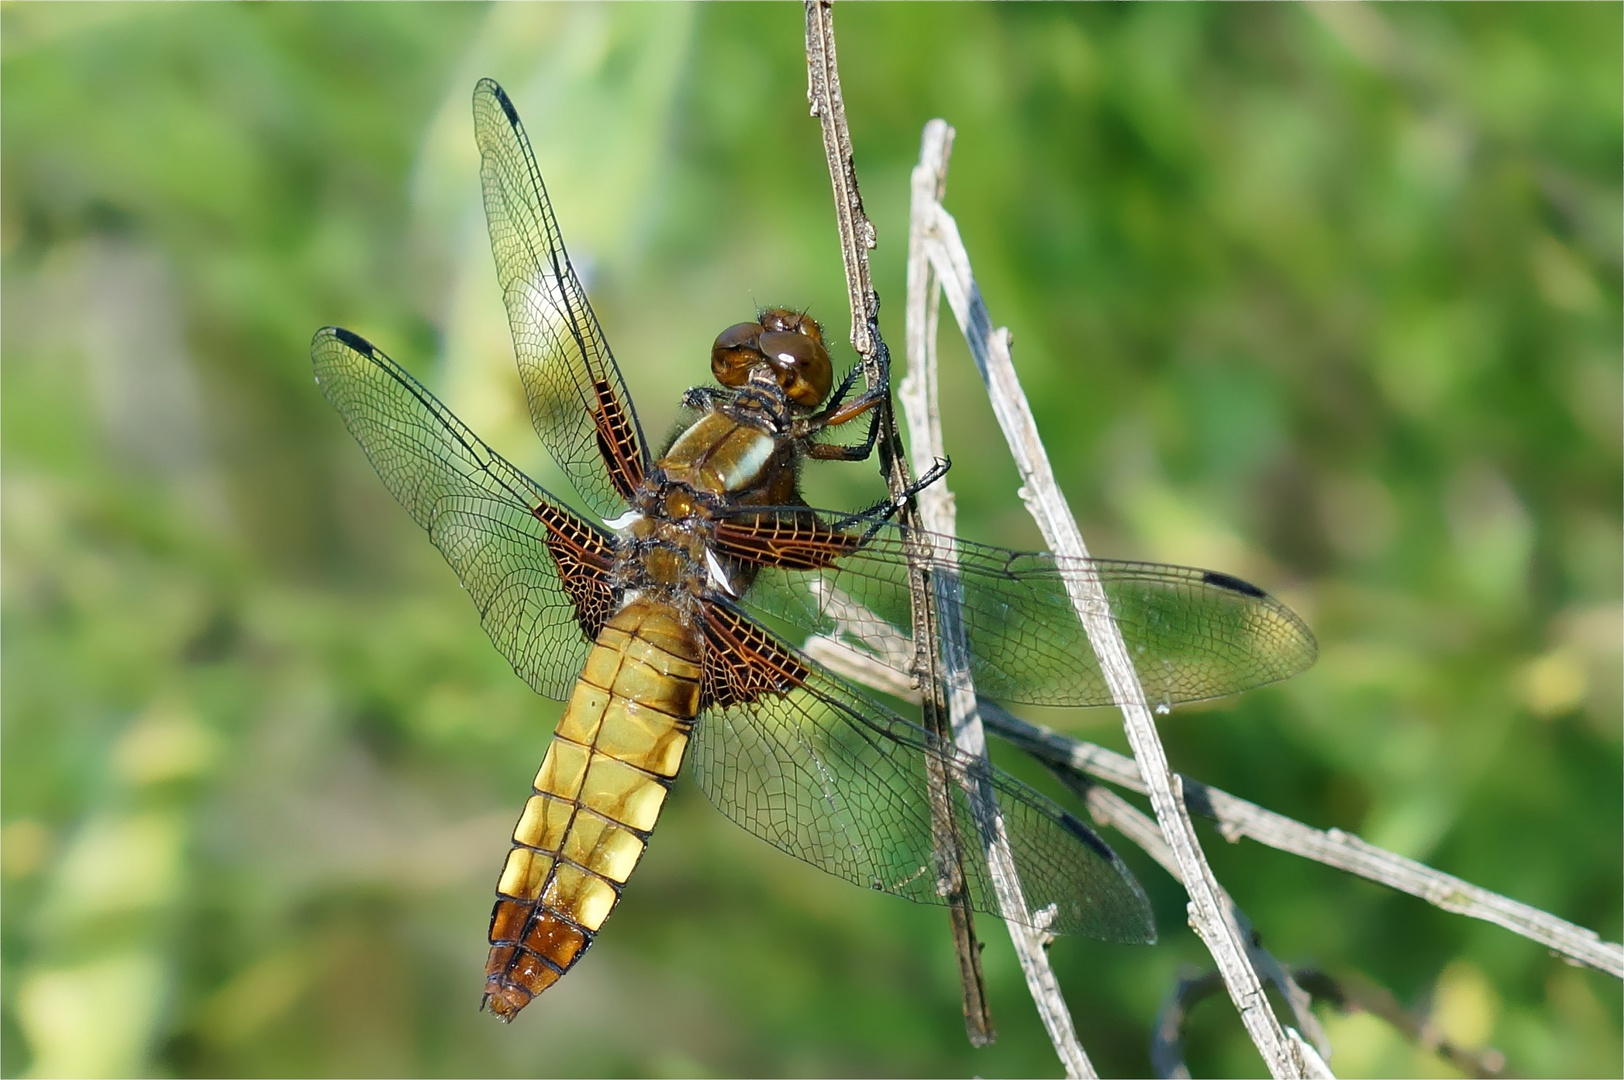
[711,308,832,408]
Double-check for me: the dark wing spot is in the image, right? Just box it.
[488,79,521,125]
[1201,570,1266,599]
[332,326,376,357]
[1057,810,1119,863]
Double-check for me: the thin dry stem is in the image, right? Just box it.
[1155,966,1509,1080]
[912,165,1310,1077]
[805,22,1619,1077]
[986,707,1624,980]
[804,637,1624,985]
[803,2,876,361]
[904,118,1096,1080]
[1292,968,1509,1078]
[1151,974,1333,1080]
[803,2,995,1045]
[1057,780,1330,1062]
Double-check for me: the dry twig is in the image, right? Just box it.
[803,1,995,1045]
[803,14,1622,1076]
[902,119,1097,1078]
[1153,966,1510,1080]
[1052,779,1331,1065]
[811,639,1623,983]
[1149,972,1331,1080]
[814,639,1623,1000]
[809,640,1340,1078]
[1292,968,1509,1078]
[907,130,1312,1078]
[984,708,1624,980]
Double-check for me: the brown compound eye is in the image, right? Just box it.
[758,308,796,334]
[757,329,832,407]
[711,321,765,388]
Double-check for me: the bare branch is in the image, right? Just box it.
[803,2,995,1045]
[1154,965,1511,1080]
[1058,780,1330,1063]
[813,636,1624,985]
[803,0,877,362]
[806,34,1621,1075]
[984,707,1624,980]
[903,118,1097,1079]
[1152,969,1224,1080]
[809,638,1336,1074]
[913,168,1310,1077]
[1150,971,1334,1080]
[1292,968,1509,1078]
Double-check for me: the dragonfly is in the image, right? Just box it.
[312,78,1317,1022]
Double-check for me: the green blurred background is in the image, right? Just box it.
[3,4,1619,1077]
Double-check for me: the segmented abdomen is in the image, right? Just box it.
[483,597,702,1020]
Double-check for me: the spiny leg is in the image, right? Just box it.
[828,456,952,537]
[804,383,887,462]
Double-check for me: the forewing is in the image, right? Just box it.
[472,78,647,517]
[721,514,1317,708]
[312,327,615,700]
[691,604,1153,942]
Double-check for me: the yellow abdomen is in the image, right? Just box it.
[483,598,702,1020]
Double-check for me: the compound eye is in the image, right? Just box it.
[757,308,797,334]
[757,330,833,407]
[711,321,764,388]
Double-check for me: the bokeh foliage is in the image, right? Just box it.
[2,4,1619,1077]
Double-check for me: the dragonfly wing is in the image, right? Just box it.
[472,78,647,518]
[691,603,1154,942]
[312,326,616,700]
[725,515,1316,708]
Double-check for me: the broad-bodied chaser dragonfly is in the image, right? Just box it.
[312,79,1316,1021]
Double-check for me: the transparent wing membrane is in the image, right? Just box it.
[312,327,612,700]
[690,618,1154,942]
[720,510,1317,708]
[473,78,648,516]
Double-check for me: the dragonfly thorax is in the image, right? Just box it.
[614,505,711,591]
[655,404,796,503]
[619,395,801,610]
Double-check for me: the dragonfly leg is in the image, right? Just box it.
[828,455,952,537]
[800,363,888,462]
[681,385,735,413]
